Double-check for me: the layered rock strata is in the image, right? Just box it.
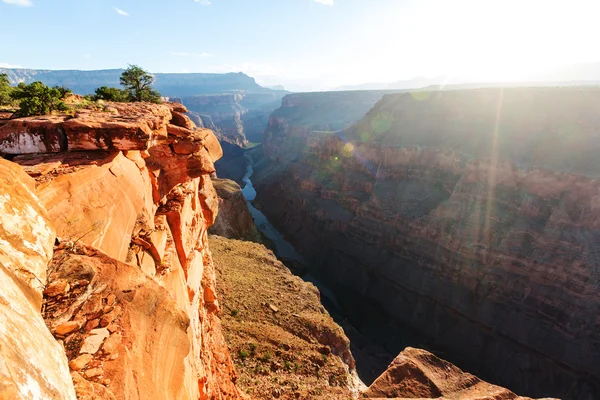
[0,101,244,399]
[254,87,600,399]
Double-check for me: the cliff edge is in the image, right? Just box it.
[0,101,244,399]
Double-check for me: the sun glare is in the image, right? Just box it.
[373,0,600,84]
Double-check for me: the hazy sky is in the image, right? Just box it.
[2,0,600,91]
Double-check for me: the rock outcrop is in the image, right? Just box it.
[254,87,600,399]
[364,347,549,400]
[209,178,261,242]
[0,101,245,399]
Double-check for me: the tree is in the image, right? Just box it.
[0,73,13,106]
[119,65,161,103]
[92,86,129,102]
[10,81,68,117]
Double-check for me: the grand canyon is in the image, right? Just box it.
[2,2,600,396]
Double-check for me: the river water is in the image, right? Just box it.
[240,153,341,310]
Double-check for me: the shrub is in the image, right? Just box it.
[239,350,249,360]
[92,86,129,102]
[0,73,13,106]
[10,81,68,117]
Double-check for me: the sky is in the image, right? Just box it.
[2,0,600,91]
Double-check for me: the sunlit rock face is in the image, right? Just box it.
[1,101,245,400]
[0,158,77,400]
[254,87,600,399]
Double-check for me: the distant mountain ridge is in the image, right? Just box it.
[0,68,275,96]
[336,62,600,91]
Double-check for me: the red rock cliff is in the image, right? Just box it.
[0,102,245,399]
[254,87,600,399]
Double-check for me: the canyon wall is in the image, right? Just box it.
[0,101,244,399]
[182,92,285,148]
[254,87,600,399]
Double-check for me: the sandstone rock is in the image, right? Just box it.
[30,151,148,263]
[171,110,196,130]
[80,328,110,354]
[44,279,71,297]
[198,128,223,162]
[148,144,216,199]
[69,354,94,371]
[55,321,82,335]
[84,368,103,378]
[172,139,203,155]
[167,123,194,138]
[0,115,67,154]
[64,102,171,151]
[0,158,76,399]
[102,332,122,354]
[71,371,117,400]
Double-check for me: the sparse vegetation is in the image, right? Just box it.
[212,236,355,399]
[10,81,69,117]
[91,86,129,102]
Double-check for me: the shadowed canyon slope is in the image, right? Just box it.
[253,87,600,399]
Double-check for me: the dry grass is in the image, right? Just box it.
[211,235,355,400]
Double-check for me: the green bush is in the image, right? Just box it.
[10,81,68,117]
[0,73,13,106]
[92,86,129,102]
[239,350,250,360]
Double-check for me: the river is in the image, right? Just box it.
[241,153,341,310]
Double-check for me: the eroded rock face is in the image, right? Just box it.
[209,178,261,242]
[0,158,76,400]
[254,87,600,399]
[1,101,245,399]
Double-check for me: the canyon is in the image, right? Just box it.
[0,85,579,400]
[251,87,600,399]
